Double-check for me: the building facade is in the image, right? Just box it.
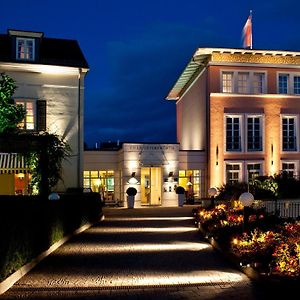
[0,29,89,195]
[84,143,206,206]
[167,47,300,190]
[84,47,300,206]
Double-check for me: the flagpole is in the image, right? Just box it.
[250,10,253,50]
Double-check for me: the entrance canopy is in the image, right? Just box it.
[0,153,28,174]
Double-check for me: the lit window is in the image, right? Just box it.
[226,116,241,151]
[247,163,262,182]
[282,117,297,151]
[16,38,35,61]
[253,73,264,94]
[294,76,300,94]
[222,72,233,93]
[179,170,186,177]
[226,164,241,184]
[83,170,115,200]
[237,72,249,93]
[278,74,289,94]
[178,169,201,199]
[281,162,296,178]
[247,116,262,151]
[15,100,35,130]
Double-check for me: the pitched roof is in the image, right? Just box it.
[0,31,89,69]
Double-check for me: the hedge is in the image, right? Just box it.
[0,193,102,282]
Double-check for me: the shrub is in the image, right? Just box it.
[0,193,102,282]
[126,187,137,196]
[175,186,185,194]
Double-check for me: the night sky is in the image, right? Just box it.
[2,0,300,148]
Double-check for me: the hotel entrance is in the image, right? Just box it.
[141,167,162,206]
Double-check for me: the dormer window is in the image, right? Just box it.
[16,37,35,61]
[8,29,43,62]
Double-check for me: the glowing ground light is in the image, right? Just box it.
[31,271,244,289]
[58,241,210,255]
[106,217,194,221]
[88,227,198,234]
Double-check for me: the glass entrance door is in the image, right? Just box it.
[141,167,162,205]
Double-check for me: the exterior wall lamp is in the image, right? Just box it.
[271,144,274,165]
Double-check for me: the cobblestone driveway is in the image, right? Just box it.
[0,206,289,299]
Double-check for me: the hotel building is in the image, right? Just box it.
[0,29,89,195]
[85,47,300,206]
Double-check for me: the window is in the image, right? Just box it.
[83,170,115,200]
[15,100,35,130]
[16,38,35,61]
[253,73,265,94]
[15,99,46,131]
[226,116,241,151]
[278,74,289,94]
[247,116,262,151]
[222,72,233,93]
[226,164,241,184]
[247,163,262,182]
[282,116,297,151]
[237,72,249,93]
[281,162,297,178]
[294,76,300,94]
[178,169,201,199]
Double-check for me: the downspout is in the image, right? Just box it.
[78,68,82,187]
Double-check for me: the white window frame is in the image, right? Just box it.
[246,114,263,152]
[281,115,298,152]
[14,99,36,130]
[293,75,300,95]
[16,37,35,61]
[224,114,243,152]
[225,162,243,184]
[277,72,300,95]
[246,161,263,183]
[237,72,250,94]
[221,71,234,93]
[253,72,266,94]
[281,160,298,178]
[221,70,267,94]
[278,73,289,94]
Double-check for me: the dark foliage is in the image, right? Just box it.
[0,193,102,282]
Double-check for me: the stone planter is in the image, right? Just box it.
[126,187,137,209]
[175,186,185,207]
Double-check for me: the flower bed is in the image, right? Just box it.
[194,204,300,280]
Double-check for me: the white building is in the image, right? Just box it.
[84,142,206,207]
[0,29,89,195]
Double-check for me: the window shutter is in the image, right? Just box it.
[36,100,46,131]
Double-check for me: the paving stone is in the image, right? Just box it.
[0,206,292,299]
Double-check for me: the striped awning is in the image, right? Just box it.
[0,153,29,174]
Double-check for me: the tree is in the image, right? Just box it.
[0,73,25,133]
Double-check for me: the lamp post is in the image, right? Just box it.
[239,192,254,232]
[208,187,218,208]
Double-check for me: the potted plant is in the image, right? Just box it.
[126,187,137,209]
[176,186,185,207]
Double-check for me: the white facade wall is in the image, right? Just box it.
[176,70,207,150]
[84,143,181,207]
[0,66,87,191]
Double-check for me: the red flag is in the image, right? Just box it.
[243,13,252,49]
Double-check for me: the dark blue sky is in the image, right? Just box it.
[2,0,300,147]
